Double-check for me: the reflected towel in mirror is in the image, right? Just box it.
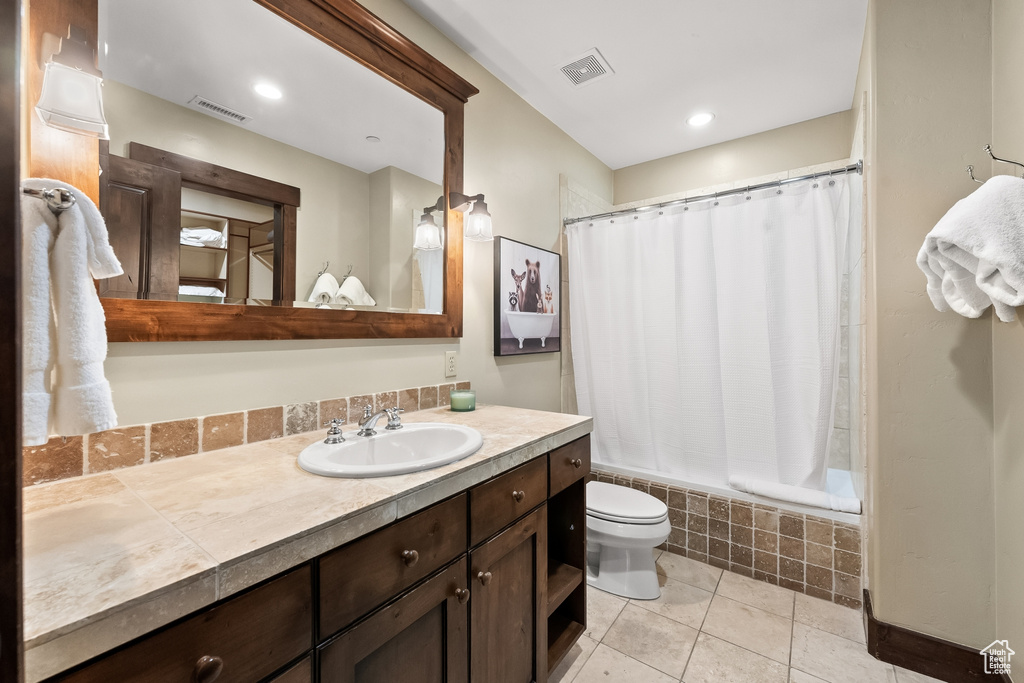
[308,272,340,304]
[333,275,375,306]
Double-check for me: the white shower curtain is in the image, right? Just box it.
[567,175,853,492]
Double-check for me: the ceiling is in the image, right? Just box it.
[402,0,868,170]
[97,0,444,184]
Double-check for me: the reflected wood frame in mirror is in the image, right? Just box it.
[54,0,478,341]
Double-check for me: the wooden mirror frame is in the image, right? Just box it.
[94,0,478,341]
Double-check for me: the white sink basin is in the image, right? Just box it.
[297,422,483,478]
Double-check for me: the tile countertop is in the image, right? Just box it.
[23,404,592,682]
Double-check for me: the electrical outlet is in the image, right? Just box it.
[445,351,458,378]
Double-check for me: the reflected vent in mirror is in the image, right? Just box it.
[558,48,613,88]
[187,96,251,124]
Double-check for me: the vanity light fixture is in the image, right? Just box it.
[253,82,283,100]
[686,112,715,127]
[414,196,445,251]
[35,25,109,139]
[449,192,493,242]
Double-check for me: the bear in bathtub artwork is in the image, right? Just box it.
[494,237,560,356]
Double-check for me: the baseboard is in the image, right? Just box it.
[864,590,1012,683]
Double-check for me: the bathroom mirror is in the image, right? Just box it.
[89,0,476,340]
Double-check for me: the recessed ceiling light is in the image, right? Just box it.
[365,135,380,143]
[253,82,282,100]
[687,112,715,127]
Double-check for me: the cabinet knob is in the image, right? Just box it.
[455,588,471,604]
[571,458,583,469]
[477,571,493,586]
[512,490,525,503]
[192,655,223,683]
[401,549,419,567]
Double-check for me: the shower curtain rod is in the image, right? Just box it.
[563,160,863,226]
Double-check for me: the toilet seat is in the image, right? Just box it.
[586,481,669,525]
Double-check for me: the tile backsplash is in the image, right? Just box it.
[591,468,863,610]
[22,381,472,487]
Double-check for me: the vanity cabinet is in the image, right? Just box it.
[44,436,591,683]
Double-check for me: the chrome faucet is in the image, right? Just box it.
[357,405,405,437]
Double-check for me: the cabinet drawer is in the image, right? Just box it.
[55,566,312,683]
[470,457,547,546]
[319,493,467,638]
[268,656,311,683]
[549,435,591,496]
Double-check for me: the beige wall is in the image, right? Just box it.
[613,110,853,205]
[103,81,371,303]
[991,0,1024,658]
[865,0,996,648]
[103,0,613,427]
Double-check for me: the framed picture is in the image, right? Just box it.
[494,237,561,356]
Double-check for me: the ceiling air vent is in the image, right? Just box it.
[187,96,251,124]
[559,48,614,88]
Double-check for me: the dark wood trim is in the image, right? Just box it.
[254,0,478,104]
[864,590,1011,683]
[128,142,301,208]
[82,1,474,342]
[0,0,23,677]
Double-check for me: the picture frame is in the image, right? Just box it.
[494,236,561,356]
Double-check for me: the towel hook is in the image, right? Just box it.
[984,144,1024,178]
[966,165,985,184]
[342,264,353,280]
[317,261,330,278]
[22,186,76,215]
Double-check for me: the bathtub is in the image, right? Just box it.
[594,462,861,525]
[505,311,558,348]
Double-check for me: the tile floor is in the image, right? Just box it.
[550,550,944,683]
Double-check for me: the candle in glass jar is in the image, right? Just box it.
[449,389,476,412]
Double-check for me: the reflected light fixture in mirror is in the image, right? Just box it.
[36,25,109,139]
[414,196,445,251]
[450,192,493,241]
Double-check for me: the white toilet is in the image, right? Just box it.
[586,481,671,600]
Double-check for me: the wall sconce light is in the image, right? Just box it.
[449,192,493,242]
[413,196,445,251]
[35,25,109,139]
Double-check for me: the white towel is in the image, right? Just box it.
[307,272,340,304]
[917,175,1024,322]
[728,476,861,514]
[333,275,376,307]
[21,179,123,446]
[179,285,225,297]
[180,227,226,248]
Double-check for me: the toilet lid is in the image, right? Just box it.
[586,481,669,525]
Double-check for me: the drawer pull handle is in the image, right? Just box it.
[477,571,493,586]
[192,655,223,683]
[401,549,419,567]
[571,458,583,469]
[512,490,525,503]
[455,588,471,604]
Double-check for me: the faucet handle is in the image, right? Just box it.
[323,418,346,444]
[363,404,373,419]
[385,406,405,430]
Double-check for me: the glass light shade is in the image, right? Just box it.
[464,200,493,241]
[35,61,109,139]
[413,214,443,250]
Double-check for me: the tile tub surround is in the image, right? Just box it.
[22,404,591,682]
[21,381,473,487]
[591,470,864,610]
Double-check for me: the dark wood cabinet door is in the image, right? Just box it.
[98,151,181,300]
[319,558,470,683]
[470,505,548,683]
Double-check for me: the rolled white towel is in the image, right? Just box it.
[307,272,340,304]
[728,476,861,514]
[333,275,375,306]
[917,174,1024,322]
